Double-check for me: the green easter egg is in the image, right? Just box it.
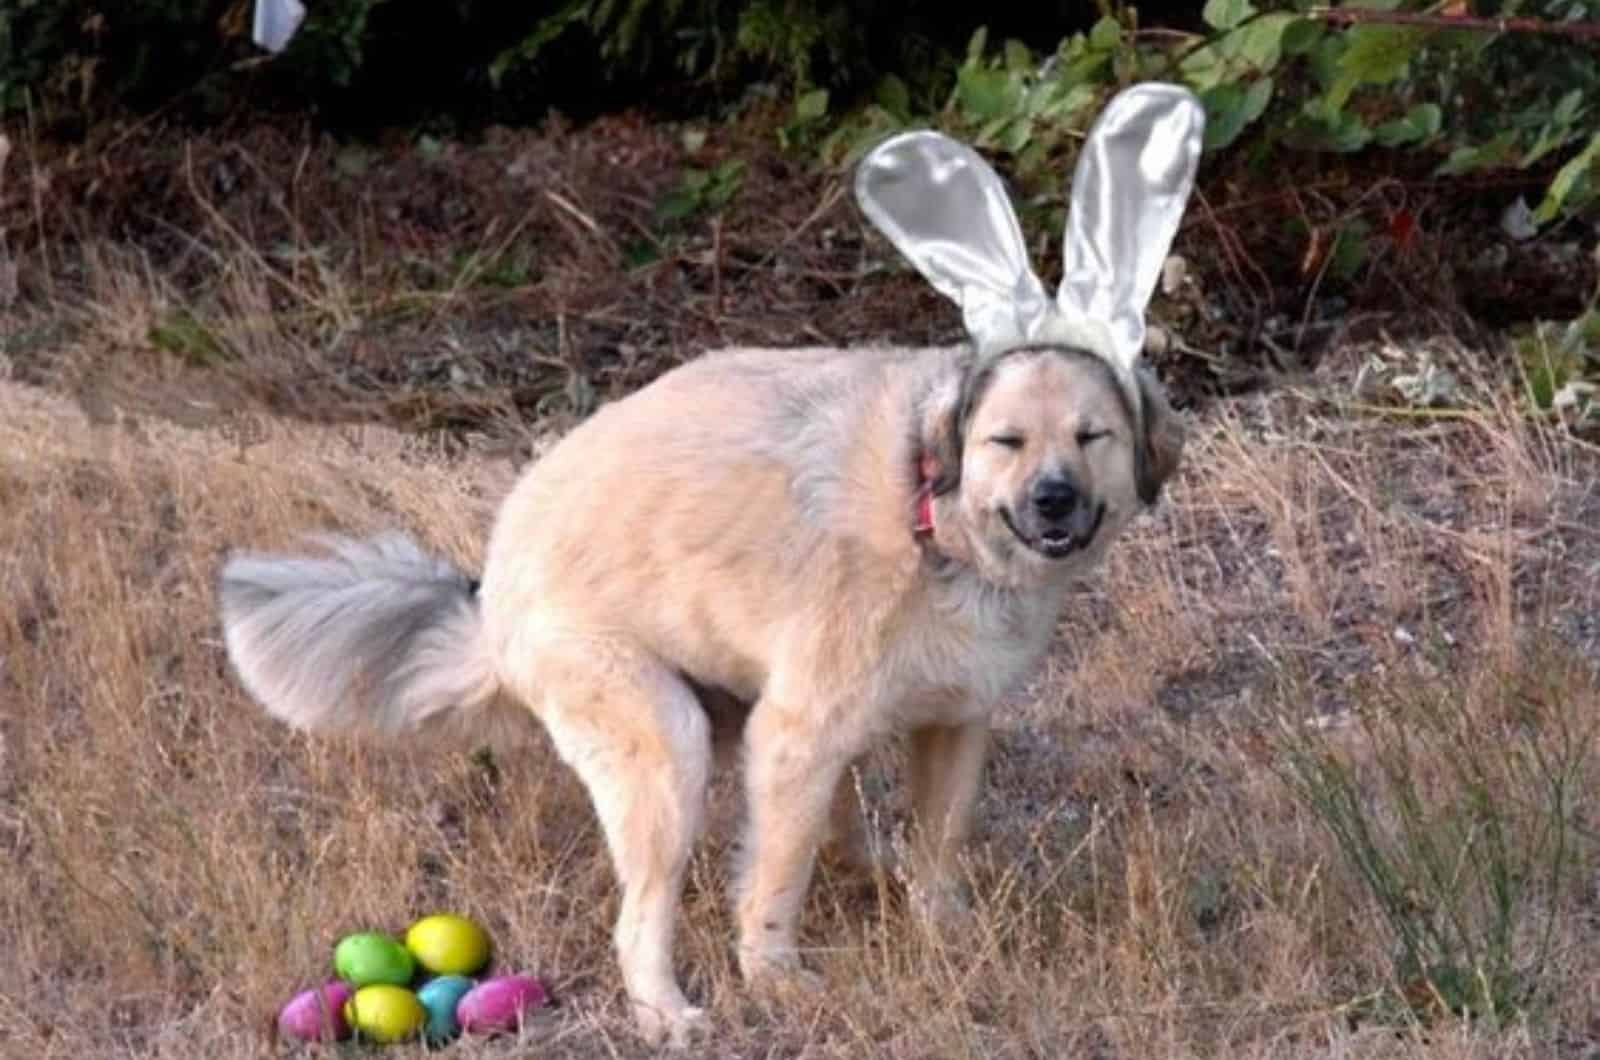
[334,931,416,987]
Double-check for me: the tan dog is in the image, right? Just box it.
[218,86,1205,1045]
[218,342,1180,1038]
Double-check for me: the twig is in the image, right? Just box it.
[181,143,335,323]
[543,189,601,237]
[1308,6,1600,39]
[749,179,847,274]
[544,187,619,266]
[711,214,724,319]
[25,99,54,301]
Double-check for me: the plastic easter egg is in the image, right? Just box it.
[333,931,415,987]
[343,984,426,1043]
[277,980,354,1042]
[456,974,550,1035]
[405,913,492,976]
[416,974,476,1043]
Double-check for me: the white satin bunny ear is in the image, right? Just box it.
[854,131,1053,354]
[1056,83,1206,381]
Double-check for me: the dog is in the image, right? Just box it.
[217,85,1205,1045]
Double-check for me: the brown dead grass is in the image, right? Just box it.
[4,320,1600,1058]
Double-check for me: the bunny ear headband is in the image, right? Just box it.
[854,82,1205,434]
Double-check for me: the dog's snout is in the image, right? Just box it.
[1032,475,1079,522]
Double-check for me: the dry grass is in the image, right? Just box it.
[5,317,1600,1059]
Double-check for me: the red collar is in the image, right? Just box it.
[913,452,938,540]
[914,486,935,538]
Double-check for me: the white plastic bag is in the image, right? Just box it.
[252,0,306,53]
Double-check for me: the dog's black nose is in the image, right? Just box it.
[1033,476,1079,522]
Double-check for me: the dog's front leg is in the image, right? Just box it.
[734,699,857,986]
[907,722,989,918]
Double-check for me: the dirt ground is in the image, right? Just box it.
[3,110,1596,435]
[3,112,1600,1058]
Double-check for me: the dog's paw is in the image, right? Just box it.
[633,999,707,1050]
[738,947,825,998]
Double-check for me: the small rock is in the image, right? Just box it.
[1500,196,1537,241]
[1160,254,1188,296]
[1144,324,1170,356]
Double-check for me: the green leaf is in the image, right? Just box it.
[1516,321,1580,410]
[1574,310,1600,353]
[1327,25,1431,108]
[956,65,1019,121]
[1553,88,1584,127]
[1374,102,1441,147]
[1089,15,1122,51]
[1329,218,1371,281]
[1003,38,1033,71]
[148,309,228,364]
[875,74,910,121]
[489,0,587,87]
[707,158,746,210]
[1281,17,1322,56]
[1040,82,1098,122]
[1183,13,1293,91]
[1292,98,1372,153]
[415,133,445,161]
[1001,116,1034,154]
[1534,130,1600,224]
[654,188,699,223]
[1235,13,1295,71]
[966,25,989,62]
[1203,0,1256,31]
[1178,42,1228,91]
[1202,77,1274,150]
[794,87,829,123]
[1434,132,1518,176]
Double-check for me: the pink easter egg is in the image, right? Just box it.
[455,974,550,1035]
[278,980,355,1042]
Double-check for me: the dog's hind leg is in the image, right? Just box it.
[821,762,889,877]
[509,639,711,1047]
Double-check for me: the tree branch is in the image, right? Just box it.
[1309,7,1600,41]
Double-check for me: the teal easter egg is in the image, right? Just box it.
[417,974,476,1043]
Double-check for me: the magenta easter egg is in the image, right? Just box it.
[455,974,550,1034]
[278,980,355,1042]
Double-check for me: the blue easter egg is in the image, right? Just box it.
[416,974,476,1043]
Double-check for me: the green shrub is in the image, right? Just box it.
[1266,641,1598,1025]
[817,1,1600,228]
[0,0,964,130]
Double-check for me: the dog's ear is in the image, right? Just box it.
[919,370,965,496]
[1135,365,1185,505]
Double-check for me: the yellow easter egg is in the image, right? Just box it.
[405,913,492,976]
[344,984,425,1043]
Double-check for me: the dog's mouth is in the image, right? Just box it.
[1000,503,1106,560]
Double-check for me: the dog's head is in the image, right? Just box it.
[856,85,1203,578]
[920,344,1182,577]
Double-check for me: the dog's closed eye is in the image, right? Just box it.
[1075,428,1110,446]
[988,434,1025,450]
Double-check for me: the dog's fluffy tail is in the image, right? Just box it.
[218,532,516,743]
